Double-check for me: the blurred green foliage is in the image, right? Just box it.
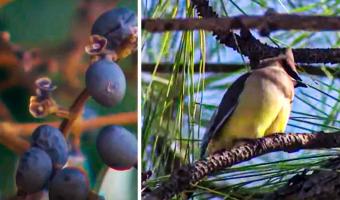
[0,0,77,47]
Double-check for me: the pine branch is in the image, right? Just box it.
[143,15,340,32]
[142,63,340,78]
[143,132,340,200]
[188,0,340,64]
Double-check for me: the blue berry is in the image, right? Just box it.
[31,125,68,168]
[16,147,52,193]
[49,167,89,200]
[85,58,126,107]
[91,7,136,50]
[96,125,137,170]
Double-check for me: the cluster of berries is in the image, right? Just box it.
[15,7,137,200]
[16,125,88,199]
[16,125,137,199]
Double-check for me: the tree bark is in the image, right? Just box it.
[142,63,340,78]
[143,132,340,200]
[143,15,340,32]
[190,0,340,64]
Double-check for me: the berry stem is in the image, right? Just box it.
[55,106,71,119]
[1,135,29,155]
[1,112,136,137]
[59,88,90,137]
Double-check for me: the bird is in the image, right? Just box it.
[200,48,307,158]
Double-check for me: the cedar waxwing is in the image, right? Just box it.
[200,48,307,158]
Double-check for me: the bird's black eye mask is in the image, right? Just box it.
[258,55,308,88]
[281,59,308,88]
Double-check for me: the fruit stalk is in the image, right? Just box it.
[59,88,90,137]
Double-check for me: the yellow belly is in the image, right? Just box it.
[207,71,292,155]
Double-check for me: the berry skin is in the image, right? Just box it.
[96,125,137,170]
[31,125,68,168]
[85,58,126,107]
[49,167,89,200]
[91,7,136,50]
[16,147,52,193]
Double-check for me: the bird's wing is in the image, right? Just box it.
[200,72,251,158]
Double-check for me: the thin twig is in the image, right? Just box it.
[0,101,13,121]
[5,112,137,137]
[0,123,30,155]
[0,111,137,154]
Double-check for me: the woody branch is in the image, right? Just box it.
[148,0,340,64]
[142,16,340,64]
[143,15,340,32]
[142,63,339,78]
[143,132,340,200]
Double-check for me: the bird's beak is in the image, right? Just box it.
[287,70,307,88]
[278,48,307,88]
[295,81,308,88]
